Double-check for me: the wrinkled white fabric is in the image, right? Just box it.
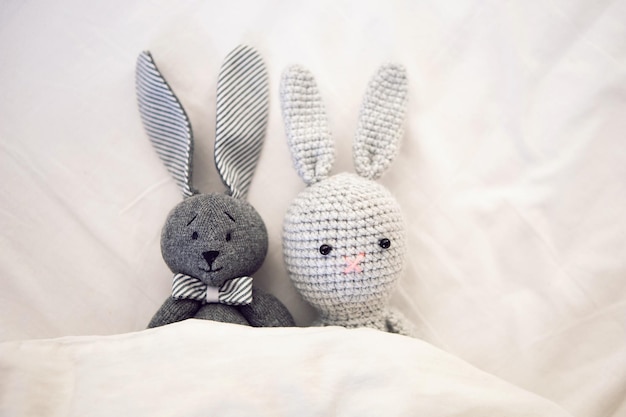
[1,1,624,416]
[0,320,573,417]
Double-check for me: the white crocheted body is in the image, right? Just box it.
[312,308,416,336]
[283,173,407,331]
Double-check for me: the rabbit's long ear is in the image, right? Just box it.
[136,51,196,198]
[353,64,408,180]
[214,45,270,200]
[280,65,334,186]
[135,52,196,198]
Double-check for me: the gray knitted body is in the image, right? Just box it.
[280,64,415,336]
[137,46,295,329]
[148,193,294,328]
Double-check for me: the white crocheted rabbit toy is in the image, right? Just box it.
[279,64,415,336]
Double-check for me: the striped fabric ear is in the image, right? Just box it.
[279,65,334,186]
[353,64,408,180]
[214,45,270,200]
[136,51,195,198]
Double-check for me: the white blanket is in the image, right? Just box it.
[0,320,572,416]
[1,1,625,416]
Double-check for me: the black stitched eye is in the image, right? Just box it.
[379,238,391,249]
[226,232,232,242]
[191,231,199,240]
[319,244,333,255]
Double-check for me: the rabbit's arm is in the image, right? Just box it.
[385,309,417,338]
[147,297,202,328]
[194,304,249,326]
[238,287,296,327]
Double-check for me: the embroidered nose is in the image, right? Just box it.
[202,251,220,267]
[343,253,365,274]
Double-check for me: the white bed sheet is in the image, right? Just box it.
[1,1,625,416]
[0,320,573,417]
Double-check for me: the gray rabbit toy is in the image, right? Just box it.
[136,45,294,328]
[279,64,415,336]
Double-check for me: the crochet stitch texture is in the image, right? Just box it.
[280,63,415,336]
[283,173,406,330]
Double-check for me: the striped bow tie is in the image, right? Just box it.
[171,274,253,306]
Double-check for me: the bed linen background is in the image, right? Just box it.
[1,1,625,416]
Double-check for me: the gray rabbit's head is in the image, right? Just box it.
[280,64,408,327]
[161,194,267,287]
[136,46,270,286]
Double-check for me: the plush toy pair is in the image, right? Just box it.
[136,45,414,336]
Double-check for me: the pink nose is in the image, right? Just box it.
[343,253,365,274]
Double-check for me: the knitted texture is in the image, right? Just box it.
[353,64,408,180]
[283,173,406,331]
[161,193,267,288]
[280,65,334,185]
[139,45,295,329]
[280,63,415,336]
[149,193,296,327]
[148,287,296,328]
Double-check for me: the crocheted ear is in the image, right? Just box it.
[280,65,334,186]
[353,64,408,180]
[136,51,195,198]
[214,45,270,200]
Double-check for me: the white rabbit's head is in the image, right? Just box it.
[280,64,408,326]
